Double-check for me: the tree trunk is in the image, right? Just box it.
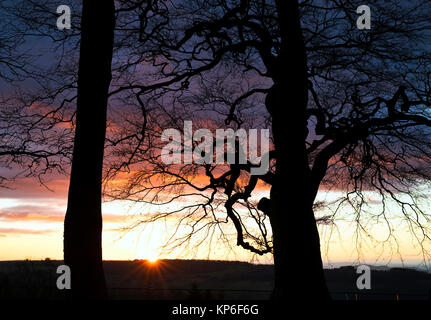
[63,0,115,299]
[268,83,330,301]
[267,0,330,301]
[270,189,330,301]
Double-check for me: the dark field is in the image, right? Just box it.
[0,260,430,300]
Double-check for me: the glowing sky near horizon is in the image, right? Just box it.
[0,175,430,270]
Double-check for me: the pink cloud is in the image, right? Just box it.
[0,204,129,224]
[0,228,56,236]
[0,177,69,200]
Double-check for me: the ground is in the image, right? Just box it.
[0,260,430,300]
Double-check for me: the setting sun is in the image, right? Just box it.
[147,255,159,264]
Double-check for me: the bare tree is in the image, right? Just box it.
[103,0,431,301]
[0,0,115,298]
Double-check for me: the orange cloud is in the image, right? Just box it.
[0,207,130,224]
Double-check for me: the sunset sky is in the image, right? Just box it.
[1,173,430,270]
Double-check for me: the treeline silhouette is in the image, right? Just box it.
[1,260,430,300]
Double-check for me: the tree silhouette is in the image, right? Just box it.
[0,0,115,298]
[104,0,431,301]
[63,0,115,299]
